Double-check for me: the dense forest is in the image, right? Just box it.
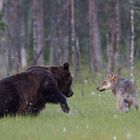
[0,0,140,78]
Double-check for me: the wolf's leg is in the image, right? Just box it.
[131,97,139,110]
[116,95,129,112]
[116,98,120,112]
[116,95,123,112]
[121,101,129,112]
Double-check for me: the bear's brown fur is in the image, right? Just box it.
[0,63,73,117]
[26,62,73,98]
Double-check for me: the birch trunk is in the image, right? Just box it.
[69,0,80,77]
[70,0,76,76]
[130,0,135,80]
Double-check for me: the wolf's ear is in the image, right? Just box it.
[108,73,119,81]
[108,73,115,81]
[63,62,69,70]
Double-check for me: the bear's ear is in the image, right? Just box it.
[63,62,69,70]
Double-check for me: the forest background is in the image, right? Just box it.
[1,1,140,140]
[0,0,140,79]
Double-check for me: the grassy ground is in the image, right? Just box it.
[0,75,140,140]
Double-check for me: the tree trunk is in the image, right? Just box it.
[114,0,121,69]
[0,35,8,78]
[70,0,76,76]
[0,0,8,77]
[32,0,45,65]
[50,0,70,65]
[19,0,30,68]
[20,18,27,68]
[12,0,21,72]
[69,0,80,77]
[107,0,121,73]
[3,0,21,73]
[59,0,70,64]
[124,34,130,67]
[130,0,135,80]
[0,0,8,78]
[88,0,103,72]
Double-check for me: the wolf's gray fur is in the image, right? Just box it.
[97,74,139,112]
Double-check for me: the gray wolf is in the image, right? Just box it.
[97,73,139,112]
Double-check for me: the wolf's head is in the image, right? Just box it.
[97,73,119,92]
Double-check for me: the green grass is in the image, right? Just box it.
[0,79,140,140]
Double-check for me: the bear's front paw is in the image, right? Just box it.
[60,104,70,113]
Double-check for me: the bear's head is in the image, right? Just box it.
[26,62,74,98]
[48,62,73,97]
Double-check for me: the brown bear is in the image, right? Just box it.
[0,63,73,117]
